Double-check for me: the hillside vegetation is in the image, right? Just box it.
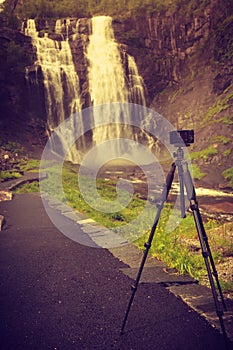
[2,0,214,20]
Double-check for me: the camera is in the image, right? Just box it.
[169,130,194,147]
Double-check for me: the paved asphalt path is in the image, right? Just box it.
[0,193,231,350]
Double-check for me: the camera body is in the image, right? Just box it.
[169,130,194,147]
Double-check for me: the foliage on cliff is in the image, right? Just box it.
[1,0,217,20]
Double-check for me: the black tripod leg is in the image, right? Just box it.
[177,162,186,218]
[175,147,186,218]
[120,202,163,334]
[182,164,228,345]
[120,163,176,334]
[192,205,226,310]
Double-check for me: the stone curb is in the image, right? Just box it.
[0,172,47,191]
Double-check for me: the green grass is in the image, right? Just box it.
[191,164,206,180]
[222,167,233,187]
[20,158,41,172]
[190,145,218,161]
[137,221,233,293]
[216,115,233,125]
[0,170,22,182]
[0,156,41,184]
[214,135,231,145]
[223,149,231,156]
[219,281,233,294]
[134,207,224,282]
[202,90,233,125]
[39,162,147,229]
[14,181,40,193]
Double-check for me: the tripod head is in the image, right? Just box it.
[173,146,185,163]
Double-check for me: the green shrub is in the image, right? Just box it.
[222,167,233,187]
[14,181,40,193]
[214,135,231,145]
[20,159,40,171]
[0,171,22,182]
[190,145,218,161]
[191,164,206,179]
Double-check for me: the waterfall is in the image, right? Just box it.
[25,16,149,163]
[25,19,83,162]
[55,19,62,35]
[86,16,146,150]
[87,16,128,106]
[127,55,146,106]
[72,19,81,41]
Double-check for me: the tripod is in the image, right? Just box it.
[121,146,229,346]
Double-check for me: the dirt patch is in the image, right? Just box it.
[201,202,233,214]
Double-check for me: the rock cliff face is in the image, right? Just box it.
[0,26,34,117]
[0,26,47,155]
[113,0,232,101]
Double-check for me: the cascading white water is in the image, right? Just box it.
[86,16,127,148]
[86,16,147,149]
[25,19,81,127]
[55,19,62,35]
[87,16,128,106]
[25,19,83,162]
[127,55,146,106]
